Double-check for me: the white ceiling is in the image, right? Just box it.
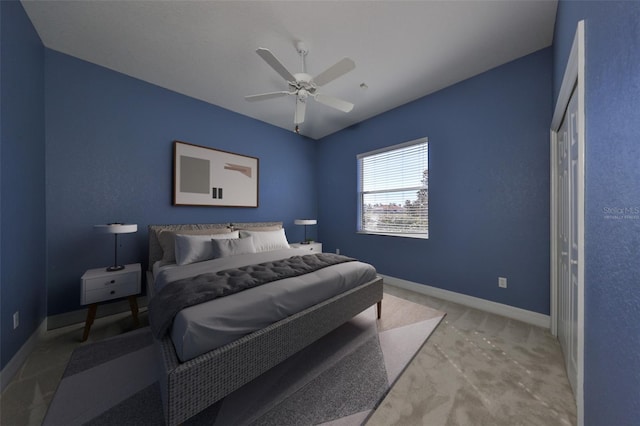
[22,0,557,140]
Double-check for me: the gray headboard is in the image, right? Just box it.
[147,221,283,270]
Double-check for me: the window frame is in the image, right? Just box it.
[357,137,429,240]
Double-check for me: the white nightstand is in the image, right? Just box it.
[80,263,141,341]
[290,242,323,253]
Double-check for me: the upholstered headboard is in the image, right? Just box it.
[147,221,283,270]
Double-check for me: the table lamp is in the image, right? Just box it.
[294,219,317,244]
[94,223,138,271]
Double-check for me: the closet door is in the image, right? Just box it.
[550,20,584,423]
[557,88,578,394]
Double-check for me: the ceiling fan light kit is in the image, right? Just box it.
[245,41,356,132]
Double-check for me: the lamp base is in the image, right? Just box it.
[106,265,125,272]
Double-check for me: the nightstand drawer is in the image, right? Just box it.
[81,264,141,305]
[290,242,322,253]
[83,279,139,304]
[83,272,138,292]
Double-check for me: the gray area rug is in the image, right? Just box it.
[44,294,444,425]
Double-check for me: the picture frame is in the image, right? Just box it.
[173,140,259,207]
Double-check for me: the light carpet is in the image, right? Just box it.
[44,294,444,425]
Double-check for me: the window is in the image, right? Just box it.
[357,137,428,238]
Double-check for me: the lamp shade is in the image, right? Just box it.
[94,223,138,234]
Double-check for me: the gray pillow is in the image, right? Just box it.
[211,236,257,259]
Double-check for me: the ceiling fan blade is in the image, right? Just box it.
[313,57,355,87]
[313,93,354,113]
[256,48,296,82]
[294,97,307,124]
[245,91,292,102]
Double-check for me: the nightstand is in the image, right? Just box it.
[290,242,323,253]
[80,263,141,341]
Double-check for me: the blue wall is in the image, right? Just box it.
[0,0,46,370]
[45,50,318,316]
[554,1,640,424]
[7,5,638,421]
[317,48,553,315]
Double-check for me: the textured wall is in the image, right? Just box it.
[45,50,318,316]
[317,48,553,315]
[554,1,640,424]
[0,0,47,369]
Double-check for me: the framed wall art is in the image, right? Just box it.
[173,141,259,207]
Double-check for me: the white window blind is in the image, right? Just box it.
[357,138,428,238]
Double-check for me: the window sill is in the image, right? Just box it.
[357,231,429,240]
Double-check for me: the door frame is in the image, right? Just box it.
[550,20,585,426]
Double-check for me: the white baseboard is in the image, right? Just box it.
[0,318,48,392]
[381,274,550,329]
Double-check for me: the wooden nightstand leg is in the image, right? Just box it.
[82,304,98,342]
[128,295,140,327]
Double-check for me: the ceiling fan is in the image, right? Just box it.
[245,41,356,130]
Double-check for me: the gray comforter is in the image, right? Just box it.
[149,253,356,338]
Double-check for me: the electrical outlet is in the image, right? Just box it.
[336,248,340,255]
[13,311,19,329]
[498,277,507,289]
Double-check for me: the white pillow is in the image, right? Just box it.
[238,228,290,253]
[211,236,257,259]
[174,231,239,265]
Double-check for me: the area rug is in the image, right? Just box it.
[44,294,444,426]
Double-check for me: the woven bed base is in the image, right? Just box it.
[155,276,383,426]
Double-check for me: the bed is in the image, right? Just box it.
[147,222,383,425]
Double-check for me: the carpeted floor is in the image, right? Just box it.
[43,294,444,426]
[367,286,577,426]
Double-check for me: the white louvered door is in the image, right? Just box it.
[557,88,578,394]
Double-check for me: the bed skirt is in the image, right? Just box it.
[155,275,383,426]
